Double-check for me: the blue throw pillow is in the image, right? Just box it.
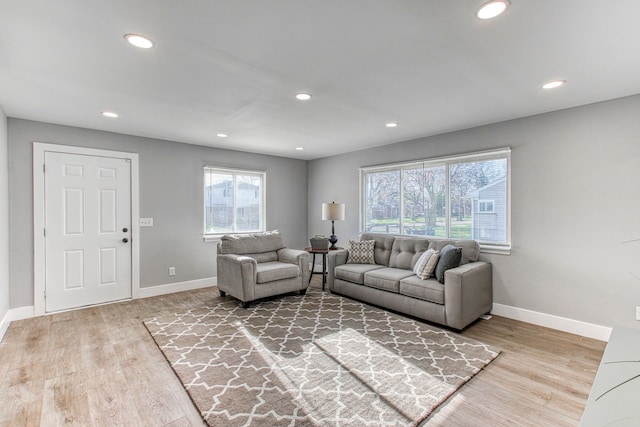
[435,244,462,284]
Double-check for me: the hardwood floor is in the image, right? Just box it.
[1,278,605,426]
[426,315,605,426]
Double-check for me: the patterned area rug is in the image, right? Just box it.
[144,287,499,426]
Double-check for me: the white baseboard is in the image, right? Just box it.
[0,279,216,342]
[0,312,9,342]
[138,277,216,299]
[0,306,36,342]
[491,303,612,342]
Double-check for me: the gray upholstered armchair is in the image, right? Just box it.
[216,231,310,308]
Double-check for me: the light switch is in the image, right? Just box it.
[139,218,154,227]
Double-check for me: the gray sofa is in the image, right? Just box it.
[327,233,492,330]
[216,231,310,308]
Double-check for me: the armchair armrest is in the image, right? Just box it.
[327,249,349,290]
[216,254,258,302]
[444,261,493,330]
[277,248,311,282]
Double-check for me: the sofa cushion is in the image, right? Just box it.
[219,230,285,255]
[360,233,396,266]
[256,262,299,283]
[346,240,375,264]
[388,237,430,270]
[428,239,479,265]
[434,245,462,284]
[363,268,415,293]
[335,264,385,284]
[413,249,440,279]
[399,276,444,305]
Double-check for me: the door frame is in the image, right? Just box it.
[33,142,140,316]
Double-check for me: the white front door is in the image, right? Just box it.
[44,151,132,312]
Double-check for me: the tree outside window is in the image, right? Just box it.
[361,149,510,250]
[364,170,400,234]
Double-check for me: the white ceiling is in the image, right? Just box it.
[1,1,640,160]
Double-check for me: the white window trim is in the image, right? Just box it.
[359,148,511,255]
[203,166,266,242]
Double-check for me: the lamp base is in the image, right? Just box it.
[329,234,338,250]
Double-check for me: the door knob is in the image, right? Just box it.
[122,238,129,243]
[122,227,128,233]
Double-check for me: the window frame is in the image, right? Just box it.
[359,148,511,254]
[203,166,266,241]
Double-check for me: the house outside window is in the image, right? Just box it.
[204,167,266,237]
[360,148,510,253]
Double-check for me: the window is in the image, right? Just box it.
[204,167,266,237]
[478,200,495,213]
[360,148,510,253]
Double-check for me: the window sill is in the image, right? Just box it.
[479,244,511,255]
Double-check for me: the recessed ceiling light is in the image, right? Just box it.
[542,80,566,89]
[386,122,399,128]
[295,147,304,151]
[124,34,154,49]
[217,133,228,138]
[476,0,510,19]
[295,93,312,101]
[101,111,118,118]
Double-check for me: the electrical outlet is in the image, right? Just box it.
[169,267,176,276]
[636,306,640,321]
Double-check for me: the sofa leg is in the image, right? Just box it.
[300,289,307,295]
[219,290,226,297]
[242,301,250,309]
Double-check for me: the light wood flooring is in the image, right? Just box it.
[1,277,606,426]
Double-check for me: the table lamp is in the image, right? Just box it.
[322,202,345,250]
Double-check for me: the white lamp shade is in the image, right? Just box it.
[322,202,345,221]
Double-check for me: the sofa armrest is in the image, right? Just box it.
[277,248,311,283]
[216,254,258,301]
[443,261,493,330]
[327,249,349,290]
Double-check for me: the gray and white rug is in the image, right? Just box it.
[144,287,499,426]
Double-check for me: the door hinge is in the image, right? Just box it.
[44,228,46,237]
[44,290,46,299]
[43,164,46,173]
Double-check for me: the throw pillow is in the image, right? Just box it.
[435,244,462,284]
[413,249,440,280]
[346,240,375,264]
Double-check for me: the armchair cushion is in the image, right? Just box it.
[256,262,300,283]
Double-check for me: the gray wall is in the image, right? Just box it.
[8,119,307,309]
[308,94,640,329]
[0,108,9,323]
